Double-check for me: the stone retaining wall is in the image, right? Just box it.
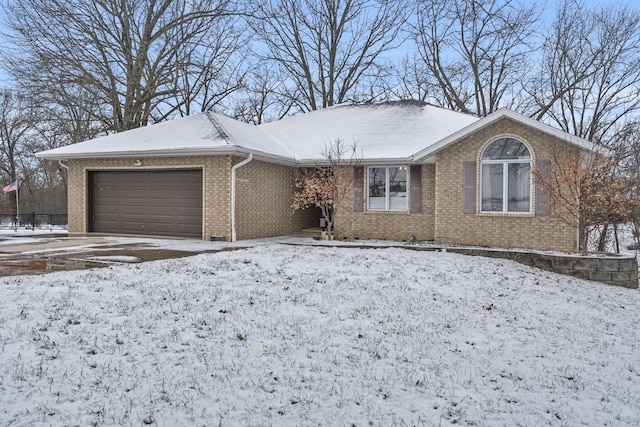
[409,246,639,289]
[291,242,639,289]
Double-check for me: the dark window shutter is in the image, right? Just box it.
[535,160,551,216]
[463,161,476,214]
[353,166,364,212]
[409,165,422,213]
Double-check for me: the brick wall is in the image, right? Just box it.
[65,117,583,251]
[235,159,315,239]
[68,156,316,242]
[337,164,436,241]
[291,206,322,233]
[66,159,86,234]
[335,118,579,251]
[67,156,232,240]
[434,117,578,252]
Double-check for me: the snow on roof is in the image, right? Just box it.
[36,101,596,164]
[261,101,479,162]
[413,108,599,160]
[35,112,290,162]
[212,112,292,160]
[37,113,227,159]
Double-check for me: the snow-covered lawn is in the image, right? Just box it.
[1,244,638,426]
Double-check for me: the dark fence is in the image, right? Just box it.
[0,214,68,230]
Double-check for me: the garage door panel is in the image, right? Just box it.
[91,170,203,238]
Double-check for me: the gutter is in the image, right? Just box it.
[58,160,69,170]
[230,153,253,242]
[35,146,296,166]
[296,157,420,167]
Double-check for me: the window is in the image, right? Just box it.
[368,166,407,210]
[480,138,531,213]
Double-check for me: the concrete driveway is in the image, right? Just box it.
[0,232,394,277]
[0,235,224,276]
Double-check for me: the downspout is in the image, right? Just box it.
[230,153,253,242]
[58,161,69,233]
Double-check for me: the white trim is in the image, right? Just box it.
[366,166,408,212]
[38,146,421,167]
[413,109,601,162]
[297,157,413,167]
[479,139,533,214]
[36,146,295,166]
[231,153,253,242]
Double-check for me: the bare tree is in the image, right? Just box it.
[36,97,104,178]
[3,0,240,132]
[525,1,640,251]
[527,0,640,143]
[533,142,638,254]
[411,0,539,116]
[231,64,296,124]
[164,16,252,118]
[0,89,105,215]
[383,54,436,103]
[0,91,34,213]
[292,139,360,239]
[0,90,67,214]
[608,119,640,250]
[248,0,409,112]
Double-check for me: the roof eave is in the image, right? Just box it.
[295,157,418,167]
[36,146,299,166]
[412,109,600,161]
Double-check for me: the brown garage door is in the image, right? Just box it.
[90,170,203,238]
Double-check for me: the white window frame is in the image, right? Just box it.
[480,140,532,214]
[367,166,408,211]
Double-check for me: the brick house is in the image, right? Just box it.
[37,101,596,252]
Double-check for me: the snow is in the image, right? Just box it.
[36,102,480,163]
[213,112,292,160]
[31,112,291,160]
[36,102,600,166]
[0,228,67,238]
[1,243,639,426]
[261,102,480,162]
[0,229,68,249]
[86,255,142,264]
[34,113,231,158]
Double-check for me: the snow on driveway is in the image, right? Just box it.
[0,244,638,426]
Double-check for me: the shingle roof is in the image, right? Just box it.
[35,112,291,162]
[259,101,480,162]
[36,101,596,164]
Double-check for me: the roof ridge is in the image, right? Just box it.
[206,111,232,145]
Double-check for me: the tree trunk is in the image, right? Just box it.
[579,223,589,255]
[597,222,609,252]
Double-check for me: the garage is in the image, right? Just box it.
[90,170,203,238]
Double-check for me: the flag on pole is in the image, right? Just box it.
[3,181,17,193]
